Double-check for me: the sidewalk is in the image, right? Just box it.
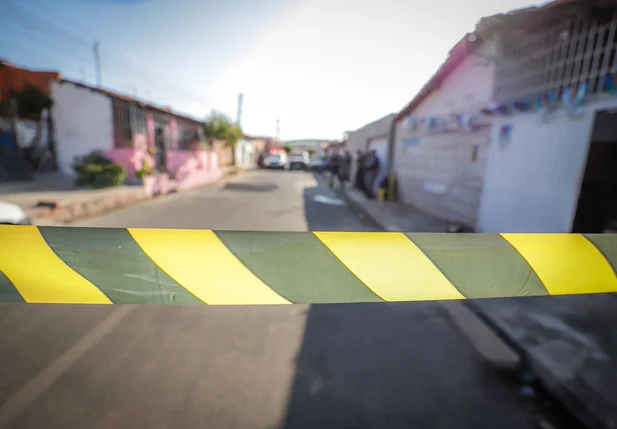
[2,181,149,224]
[341,186,451,232]
[1,167,237,225]
[471,295,617,429]
[334,181,617,429]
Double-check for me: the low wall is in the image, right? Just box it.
[143,150,221,197]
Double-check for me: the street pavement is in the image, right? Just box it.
[1,170,542,429]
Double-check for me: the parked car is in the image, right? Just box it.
[0,201,31,225]
[263,153,288,169]
[288,153,309,170]
[309,156,328,172]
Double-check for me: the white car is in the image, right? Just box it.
[0,201,31,225]
[309,156,329,172]
[288,153,310,170]
[263,153,288,169]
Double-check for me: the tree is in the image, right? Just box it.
[282,144,292,154]
[203,110,243,164]
[11,84,53,120]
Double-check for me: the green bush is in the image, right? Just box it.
[72,152,126,188]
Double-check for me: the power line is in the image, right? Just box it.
[0,19,92,63]
[0,37,87,71]
[2,0,214,109]
[2,1,91,48]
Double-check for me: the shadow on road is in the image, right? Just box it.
[279,302,536,429]
[301,179,372,232]
[223,182,279,192]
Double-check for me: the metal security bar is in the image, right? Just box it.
[1,226,616,305]
[494,3,617,102]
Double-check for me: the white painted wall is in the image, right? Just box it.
[478,94,617,232]
[477,110,596,232]
[51,81,114,175]
[393,40,496,226]
[235,139,255,168]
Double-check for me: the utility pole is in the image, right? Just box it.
[93,41,102,87]
[276,119,280,143]
[236,93,244,127]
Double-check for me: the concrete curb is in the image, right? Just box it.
[28,187,149,225]
[467,300,609,429]
[336,187,387,232]
[28,168,238,225]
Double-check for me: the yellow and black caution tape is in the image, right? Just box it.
[1,226,616,304]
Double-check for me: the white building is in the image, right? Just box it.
[235,139,256,169]
[477,0,617,233]
[388,0,617,233]
[393,32,497,228]
[51,79,114,175]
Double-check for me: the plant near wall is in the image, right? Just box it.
[203,110,242,163]
[11,84,53,120]
[136,156,154,179]
[72,152,126,188]
[282,145,292,154]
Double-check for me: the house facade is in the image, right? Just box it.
[392,33,497,228]
[51,79,222,195]
[477,0,617,233]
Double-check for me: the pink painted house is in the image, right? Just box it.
[51,79,222,196]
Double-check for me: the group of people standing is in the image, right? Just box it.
[327,150,351,189]
[353,149,379,198]
[327,149,380,199]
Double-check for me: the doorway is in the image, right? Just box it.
[572,111,617,233]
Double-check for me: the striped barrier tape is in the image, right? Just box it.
[1,225,616,305]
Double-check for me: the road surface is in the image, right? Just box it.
[1,170,539,429]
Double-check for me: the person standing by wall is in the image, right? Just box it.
[363,150,379,198]
[328,151,340,189]
[340,150,352,189]
[354,150,365,192]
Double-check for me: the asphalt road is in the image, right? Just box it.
[1,170,538,429]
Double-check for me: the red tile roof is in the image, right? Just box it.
[0,61,60,101]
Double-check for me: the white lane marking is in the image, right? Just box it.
[313,195,345,206]
[0,305,135,428]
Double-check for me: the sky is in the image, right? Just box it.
[0,0,540,140]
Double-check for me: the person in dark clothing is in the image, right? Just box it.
[328,152,340,188]
[154,128,167,172]
[363,150,379,198]
[339,150,352,188]
[354,150,365,191]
